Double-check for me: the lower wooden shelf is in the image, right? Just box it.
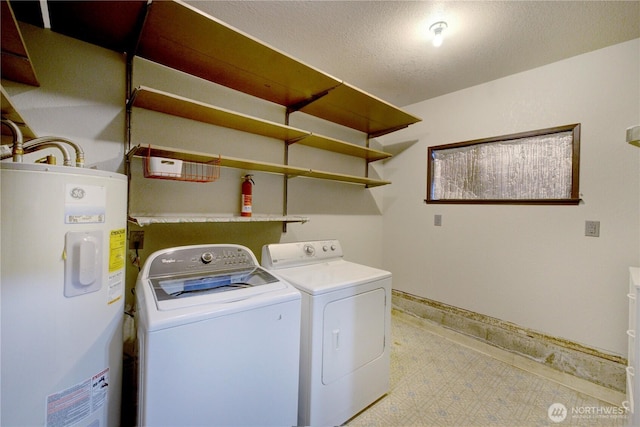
[127,144,391,187]
[128,214,309,226]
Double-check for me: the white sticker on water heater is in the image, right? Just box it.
[108,270,123,305]
[45,368,109,427]
[65,184,106,224]
[46,377,92,427]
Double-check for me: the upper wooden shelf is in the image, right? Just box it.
[295,133,391,162]
[137,1,339,112]
[137,1,421,137]
[130,86,308,144]
[296,81,420,139]
[130,86,392,162]
[44,0,420,137]
[1,0,39,86]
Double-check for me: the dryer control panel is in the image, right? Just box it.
[262,240,343,270]
[146,244,257,278]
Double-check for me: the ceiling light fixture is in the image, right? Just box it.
[429,21,448,47]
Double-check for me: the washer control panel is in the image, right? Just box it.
[147,244,257,277]
[262,240,343,269]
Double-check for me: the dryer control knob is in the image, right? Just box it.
[201,252,214,264]
[323,245,328,252]
[304,244,315,256]
[331,244,337,251]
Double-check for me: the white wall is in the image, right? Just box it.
[3,25,127,171]
[381,39,640,356]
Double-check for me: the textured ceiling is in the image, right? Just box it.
[186,1,640,107]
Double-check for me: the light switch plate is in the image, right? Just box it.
[434,214,442,226]
[585,220,600,237]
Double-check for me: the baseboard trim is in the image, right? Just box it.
[392,290,626,401]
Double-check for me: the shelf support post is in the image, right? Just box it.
[283,110,291,232]
[124,1,151,220]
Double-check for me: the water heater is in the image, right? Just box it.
[1,162,127,427]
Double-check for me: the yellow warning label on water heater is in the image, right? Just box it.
[109,229,126,272]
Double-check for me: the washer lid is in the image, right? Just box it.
[270,259,391,295]
[150,267,285,310]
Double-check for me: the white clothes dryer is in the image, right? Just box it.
[262,240,392,427]
[136,244,301,427]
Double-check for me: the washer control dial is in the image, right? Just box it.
[304,244,315,256]
[201,252,215,264]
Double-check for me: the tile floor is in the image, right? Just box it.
[346,309,628,427]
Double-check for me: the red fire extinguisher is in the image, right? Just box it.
[241,174,254,217]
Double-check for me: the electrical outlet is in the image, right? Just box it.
[434,214,442,226]
[585,220,600,237]
[129,230,145,249]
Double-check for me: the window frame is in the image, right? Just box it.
[426,123,581,205]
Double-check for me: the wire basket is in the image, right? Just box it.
[144,147,220,183]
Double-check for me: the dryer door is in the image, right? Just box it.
[322,287,386,384]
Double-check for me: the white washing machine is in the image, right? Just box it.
[136,244,301,427]
[262,240,392,427]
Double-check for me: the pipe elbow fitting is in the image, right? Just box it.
[1,119,24,163]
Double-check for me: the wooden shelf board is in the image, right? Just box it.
[220,155,310,177]
[128,144,390,187]
[296,133,391,161]
[1,86,37,140]
[131,86,309,142]
[1,0,39,86]
[299,170,391,187]
[299,81,421,137]
[137,0,339,108]
[1,53,39,87]
[135,1,419,135]
[129,214,309,226]
[129,144,310,177]
[131,86,392,161]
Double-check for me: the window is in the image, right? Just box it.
[426,124,580,205]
